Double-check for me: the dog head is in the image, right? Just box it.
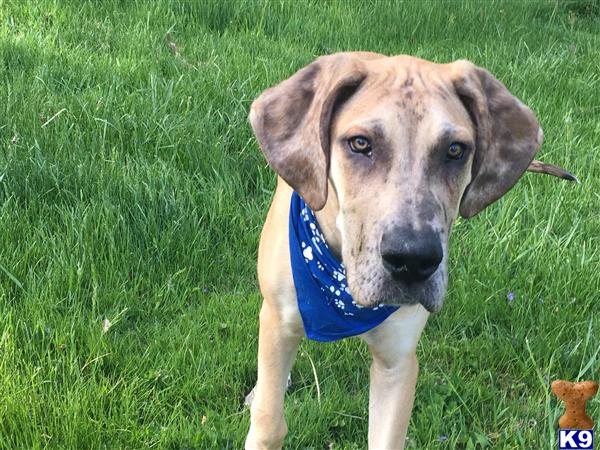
[250,52,575,313]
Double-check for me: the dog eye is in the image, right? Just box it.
[446,142,466,160]
[348,136,372,156]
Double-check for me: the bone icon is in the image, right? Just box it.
[551,380,599,429]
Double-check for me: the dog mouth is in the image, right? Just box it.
[347,268,446,313]
[416,295,443,313]
[372,292,443,313]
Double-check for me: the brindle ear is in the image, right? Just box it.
[451,61,544,218]
[249,53,375,210]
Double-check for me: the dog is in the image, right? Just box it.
[244,52,576,449]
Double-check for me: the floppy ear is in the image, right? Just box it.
[451,61,544,218]
[249,53,376,210]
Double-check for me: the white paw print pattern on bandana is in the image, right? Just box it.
[328,286,346,311]
[332,270,345,282]
[302,208,328,255]
[302,245,313,261]
[301,207,310,222]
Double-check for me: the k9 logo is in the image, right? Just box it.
[558,429,594,449]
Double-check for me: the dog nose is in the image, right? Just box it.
[380,226,443,283]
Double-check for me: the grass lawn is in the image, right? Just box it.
[1,0,599,448]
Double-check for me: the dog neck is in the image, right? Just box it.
[313,181,343,261]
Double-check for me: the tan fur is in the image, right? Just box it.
[245,52,575,449]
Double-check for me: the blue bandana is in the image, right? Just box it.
[288,192,398,342]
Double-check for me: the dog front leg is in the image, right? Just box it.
[245,302,302,450]
[362,305,429,450]
[368,351,418,449]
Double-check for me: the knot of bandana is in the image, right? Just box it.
[288,192,398,342]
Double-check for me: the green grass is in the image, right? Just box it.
[1,0,599,448]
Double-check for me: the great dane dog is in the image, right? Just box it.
[244,52,575,449]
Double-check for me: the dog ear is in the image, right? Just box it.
[249,53,374,210]
[451,61,544,218]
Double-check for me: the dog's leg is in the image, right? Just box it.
[245,301,303,450]
[361,304,429,450]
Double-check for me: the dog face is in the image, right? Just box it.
[250,52,561,312]
[327,63,477,312]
